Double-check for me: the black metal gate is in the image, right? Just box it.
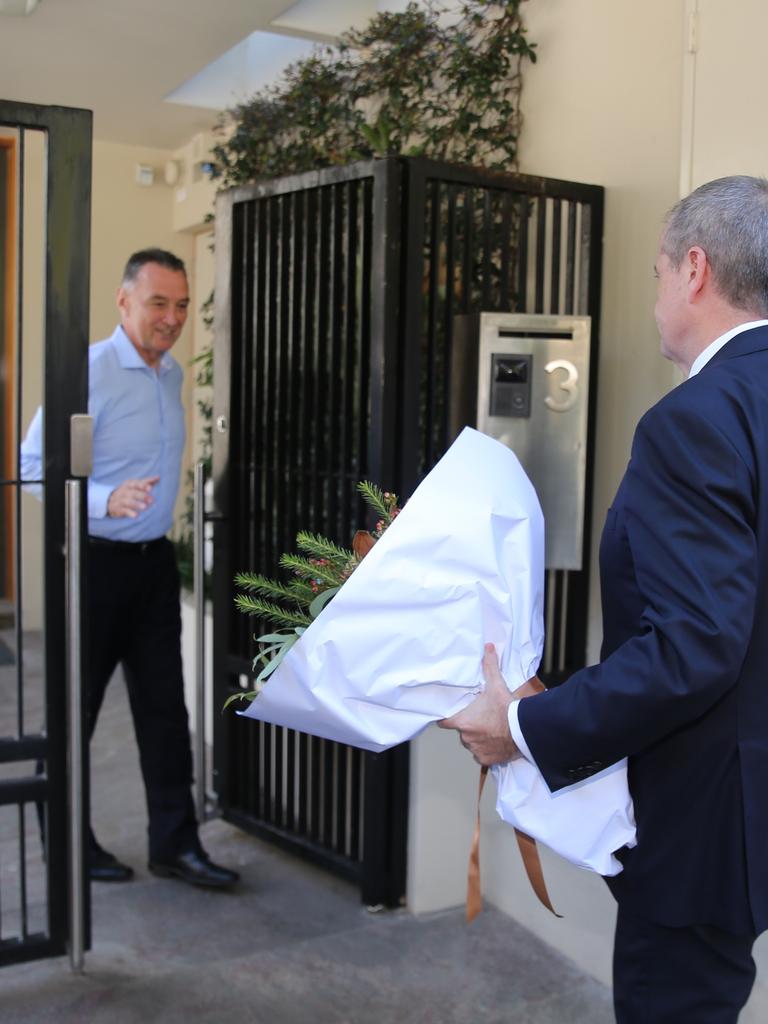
[212,157,602,905]
[0,102,91,966]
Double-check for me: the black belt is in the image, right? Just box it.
[88,535,167,553]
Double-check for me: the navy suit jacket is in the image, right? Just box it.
[519,325,768,935]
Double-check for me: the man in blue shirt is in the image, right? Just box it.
[22,249,238,889]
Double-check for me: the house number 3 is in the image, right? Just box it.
[544,359,579,412]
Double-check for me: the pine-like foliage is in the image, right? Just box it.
[234,483,401,635]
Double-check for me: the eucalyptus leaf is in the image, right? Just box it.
[309,586,340,619]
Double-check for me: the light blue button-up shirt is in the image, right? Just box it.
[21,325,186,542]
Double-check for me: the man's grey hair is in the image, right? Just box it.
[121,248,187,287]
[662,175,768,315]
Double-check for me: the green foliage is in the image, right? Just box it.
[356,481,399,528]
[228,484,401,709]
[212,0,536,188]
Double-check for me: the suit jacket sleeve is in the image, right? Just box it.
[518,390,757,792]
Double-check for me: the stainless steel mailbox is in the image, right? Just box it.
[451,312,591,570]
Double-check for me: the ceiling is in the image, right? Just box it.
[0,0,343,149]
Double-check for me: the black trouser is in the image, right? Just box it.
[613,904,757,1023]
[87,536,198,862]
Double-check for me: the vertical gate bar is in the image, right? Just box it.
[542,569,556,674]
[461,187,473,313]
[301,188,317,529]
[278,191,291,557]
[242,203,256,657]
[314,187,331,529]
[18,803,28,938]
[289,191,304,538]
[565,201,577,316]
[558,571,570,673]
[14,128,25,737]
[247,199,258,611]
[579,203,592,316]
[570,195,604,669]
[341,181,356,503]
[269,722,278,824]
[256,197,268,582]
[241,182,257,824]
[516,193,529,312]
[292,189,304,530]
[481,189,493,308]
[297,730,308,834]
[394,159,425,492]
[266,197,279,567]
[445,181,458,322]
[44,103,92,961]
[358,179,373,482]
[322,739,334,847]
[551,198,562,315]
[499,191,512,310]
[226,203,240,659]
[426,179,441,466]
[264,722,272,823]
[282,190,300,817]
[280,724,290,827]
[310,730,321,841]
[256,719,265,820]
[334,741,347,852]
[331,744,339,852]
[348,746,361,860]
[535,196,546,313]
[65,478,85,973]
[193,461,206,823]
[328,184,343,537]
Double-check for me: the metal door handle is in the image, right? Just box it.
[193,461,207,823]
[69,414,93,477]
[65,479,85,973]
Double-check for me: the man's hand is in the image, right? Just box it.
[106,476,160,519]
[438,643,543,766]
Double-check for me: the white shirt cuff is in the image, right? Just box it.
[508,699,537,766]
[87,481,113,519]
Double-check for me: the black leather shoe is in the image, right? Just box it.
[148,849,240,889]
[88,845,134,883]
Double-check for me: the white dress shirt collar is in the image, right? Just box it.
[688,320,768,378]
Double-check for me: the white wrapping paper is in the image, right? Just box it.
[241,427,636,874]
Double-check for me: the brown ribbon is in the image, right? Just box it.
[466,765,561,922]
[466,765,489,922]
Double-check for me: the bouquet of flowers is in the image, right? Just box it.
[229,427,635,877]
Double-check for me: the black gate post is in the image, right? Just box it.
[0,100,91,967]
[212,156,603,907]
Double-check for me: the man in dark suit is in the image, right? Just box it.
[440,175,768,1021]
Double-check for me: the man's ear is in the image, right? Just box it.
[686,245,708,300]
[116,285,128,318]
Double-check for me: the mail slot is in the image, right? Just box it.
[450,313,591,570]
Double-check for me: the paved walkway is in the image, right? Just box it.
[2,666,615,1024]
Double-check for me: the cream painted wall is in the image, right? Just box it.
[686,0,768,189]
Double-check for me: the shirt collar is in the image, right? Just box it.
[113,325,175,374]
[688,320,768,378]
